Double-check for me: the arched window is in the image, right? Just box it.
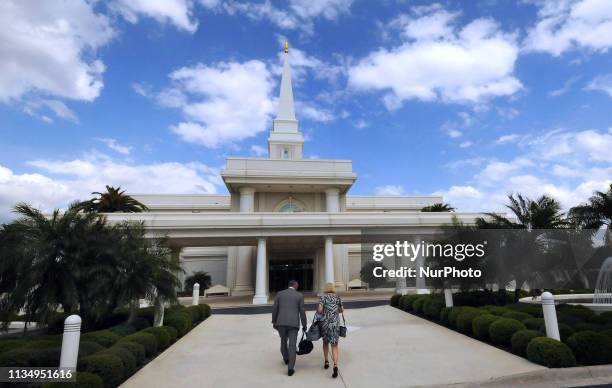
[277,197,304,212]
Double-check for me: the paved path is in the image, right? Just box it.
[122,306,543,388]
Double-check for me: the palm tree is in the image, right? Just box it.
[477,194,567,230]
[569,183,612,246]
[76,185,148,213]
[421,203,455,212]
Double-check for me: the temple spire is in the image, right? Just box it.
[276,40,296,122]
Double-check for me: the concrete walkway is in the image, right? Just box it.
[122,306,543,388]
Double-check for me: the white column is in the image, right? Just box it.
[541,292,560,340]
[395,254,408,295]
[192,283,200,306]
[239,187,256,212]
[253,237,268,304]
[325,188,340,213]
[234,187,256,296]
[324,237,335,285]
[414,235,429,294]
[60,315,81,370]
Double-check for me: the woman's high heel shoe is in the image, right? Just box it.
[332,366,338,378]
[324,361,329,369]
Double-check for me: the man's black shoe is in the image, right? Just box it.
[288,369,295,376]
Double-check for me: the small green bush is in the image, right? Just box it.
[43,372,104,388]
[423,298,445,320]
[538,322,575,341]
[587,314,610,325]
[109,323,136,337]
[523,318,544,330]
[566,331,612,365]
[439,307,452,326]
[573,322,604,332]
[448,307,481,329]
[162,325,178,344]
[457,309,486,335]
[557,304,594,321]
[164,312,192,337]
[399,295,420,311]
[25,340,58,349]
[489,318,526,346]
[120,332,158,356]
[114,341,145,365]
[412,296,430,315]
[143,326,170,350]
[472,314,500,341]
[526,337,576,367]
[78,341,105,358]
[0,339,25,354]
[131,317,150,331]
[502,311,532,322]
[30,347,61,367]
[507,304,543,318]
[557,312,584,327]
[187,305,201,322]
[198,304,211,320]
[79,353,125,388]
[511,330,542,356]
[0,348,32,367]
[481,305,511,316]
[390,294,401,307]
[81,330,121,348]
[102,346,137,377]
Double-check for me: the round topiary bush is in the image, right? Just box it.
[119,332,158,357]
[25,340,58,349]
[539,322,575,341]
[131,317,151,331]
[472,314,500,341]
[523,318,544,331]
[390,294,401,307]
[511,330,542,356]
[0,348,32,367]
[508,303,543,318]
[448,307,481,329]
[423,298,445,320]
[43,372,104,388]
[399,295,420,312]
[439,307,452,326]
[101,346,137,377]
[557,312,584,327]
[30,347,61,367]
[162,325,178,344]
[587,314,611,325]
[412,296,430,315]
[187,305,201,322]
[164,312,192,337]
[573,322,604,332]
[566,331,612,365]
[82,330,121,348]
[557,304,594,321]
[78,341,105,358]
[0,339,25,354]
[482,305,511,316]
[143,327,170,350]
[79,353,124,388]
[109,324,136,337]
[526,337,576,368]
[457,309,486,335]
[114,342,145,365]
[489,318,527,346]
[198,304,211,320]
[502,311,532,322]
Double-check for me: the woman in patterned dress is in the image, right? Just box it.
[317,282,344,378]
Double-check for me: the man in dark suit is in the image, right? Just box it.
[272,279,308,376]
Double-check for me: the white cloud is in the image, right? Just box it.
[459,141,473,148]
[23,99,79,123]
[161,60,275,148]
[348,5,521,109]
[524,0,612,56]
[585,73,612,97]
[250,145,267,157]
[0,0,115,103]
[375,185,404,195]
[111,0,198,32]
[297,102,335,122]
[549,76,580,97]
[353,119,368,129]
[96,138,132,155]
[496,133,522,144]
[0,153,222,222]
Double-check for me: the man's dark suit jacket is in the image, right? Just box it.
[272,287,307,329]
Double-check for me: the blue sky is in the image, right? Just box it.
[1,0,611,220]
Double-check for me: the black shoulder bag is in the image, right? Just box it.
[338,297,347,337]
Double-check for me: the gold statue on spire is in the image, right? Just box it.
[284,40,289,54]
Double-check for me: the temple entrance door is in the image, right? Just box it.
[269,259,314,292]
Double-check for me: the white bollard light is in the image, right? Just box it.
[444,289,454,307]
[192,283,200,306]
[541,292,560,341]
[59,315,81,370]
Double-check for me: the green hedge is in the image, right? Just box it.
[472,314,500,341]
[511,330,542,356]
[412,296,430,315]
[187,305,202,322]
[390,294,401,307]
[164,311,192,337]
[109,323,137,337]
[78,353,125,388]
[423,298,445,320]
[143,326,171,350]
[557,304,594,321]
[566,331,612,365]
[439,307,452,326]
[198,304,211,320]
[539,322,575,341]
[448,307,481,329]
[489,318,526,346]
[0,348,33,367]
[502,311,532,322]
[162,325,178,344]
[30,347,61,367]
[102,346,137,377]
[114,341,146,365]
[457,309,486,336]
[573,322,604,332]
[523,318,544,330]
[481,305,511,316]
[43,372,104,388]
[526,337,576,368]
[131,317,151,331]
[0,339,25,354]
[399,295,420,311]
[78,341,105,358]
[120,332,158,357]
[81,330,121,348]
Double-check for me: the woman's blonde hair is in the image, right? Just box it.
[324,282,335,293]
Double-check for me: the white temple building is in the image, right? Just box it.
[107,42,482,304]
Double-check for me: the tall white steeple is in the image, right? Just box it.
[268,40,304,159]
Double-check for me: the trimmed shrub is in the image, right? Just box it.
[481,305,511,316]
[489,318,526,346]
[78,341,105,358]
[25,340,58,349]
[566,331,612,365]
[390,294,401,307]
[557,304,594,321]
[131,317,150,331]
[449,307,481,329]
[557,312,584,327]
[120,332,157,357]
[423,298,445,320]
[399,295,420,312]
[30,347,61,367]
[114,341,145,365]
[412,296,430,315]
[440,307,452,326]
[162,325,178,344]
[109,323,136,337]
[457,309,487,335]
[526,337,576,368]
[511,330,542,356]
[587,314,610,325]
[198,304,211,320]
[539,322,575,341]
[187,305,201,322]
[82,330,121,348]
[507,303,543,318]
[143,327,170,350]
[79,353,125,388]
[0,348,32,367]
[472,314,500,341]
[502,311,532,322]
[0,339,25,354]
[102,346,137,377]
[164,312,192,337]
[137,307,155,326]
[573,322,604,332]
[523,318,544,330]
[43,372,104,388]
